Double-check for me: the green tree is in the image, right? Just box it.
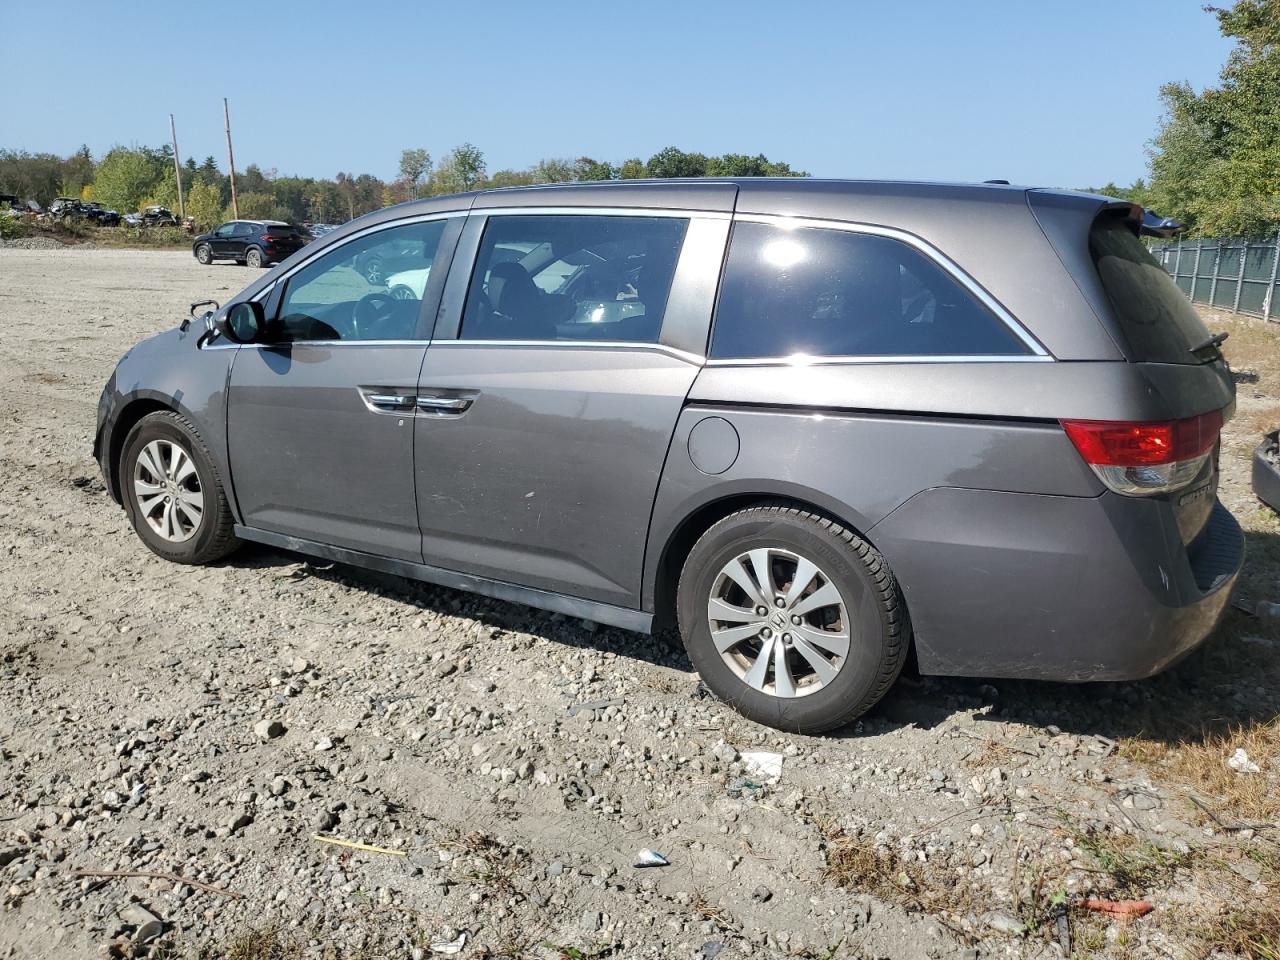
[1145,0,1280,235]
[618,157,646,180]
[486,168,536,189]
[92,147,165,212]
[398,148,431,192]
[186,179,224,229]
[531,158,576,183]
[573,157,615,181]
[644,146,708,179]
[431,143,486,194]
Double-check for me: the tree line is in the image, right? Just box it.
[1083,0,1278,237]
[0,143,806,229]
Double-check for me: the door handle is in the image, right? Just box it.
[415,395,472,414]
[360,390,416,414]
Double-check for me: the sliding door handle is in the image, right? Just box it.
[359,389,416,414]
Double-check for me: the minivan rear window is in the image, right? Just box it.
[709,222,1030,360]
[1089,213,1213,365]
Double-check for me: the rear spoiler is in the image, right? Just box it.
[1101,201,1185,239]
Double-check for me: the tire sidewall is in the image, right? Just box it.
[246,247,263,268]
[678,512,893,731]
[121,414,223,563]
[195,243,211,264]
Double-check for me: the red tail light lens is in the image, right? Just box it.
[1061,411,1222,496]
[1061,411,1221,466]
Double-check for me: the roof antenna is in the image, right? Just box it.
[983,179,1010,185]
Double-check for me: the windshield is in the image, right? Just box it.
[1089,212,1214,364]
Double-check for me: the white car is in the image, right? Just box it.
[385,266,430,300]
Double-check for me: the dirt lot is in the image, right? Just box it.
[0,248,1277,960]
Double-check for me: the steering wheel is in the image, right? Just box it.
[352,292,397,339]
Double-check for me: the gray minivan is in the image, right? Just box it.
[94,180,1244,733]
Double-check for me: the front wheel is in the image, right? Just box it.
[120,411,240,565]
[677,503,909,733]
[245,247,264,268]
[195,243,212,264]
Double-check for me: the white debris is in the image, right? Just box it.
[633,848,669,868]
[741,751,785,781]
[1227,748,1261,774]
[430,932,467,955]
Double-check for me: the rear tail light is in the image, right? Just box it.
[1061,410,1222,496]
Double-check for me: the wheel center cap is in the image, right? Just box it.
[770,612,787,629]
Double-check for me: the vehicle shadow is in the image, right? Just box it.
[224,523,1280,750]
[223,542,695,673]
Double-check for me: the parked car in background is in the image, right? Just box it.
[306,223,339,240]
[81,202,121,226]
[48,197,85,219]
[140,206,178,226]
[95,179,1244,734]
[0,195,32,218]
[191,220,308,268]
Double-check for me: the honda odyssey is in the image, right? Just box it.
[94,179,1244,733]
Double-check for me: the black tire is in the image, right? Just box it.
[676,503,909,734]
[195,243,212,265]
[245,247,264,268]
[120,411,240,565]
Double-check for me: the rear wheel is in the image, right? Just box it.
[120,411,240,565]
[676,503,908,733]
[195,243,212,264]
[245,247,264,268]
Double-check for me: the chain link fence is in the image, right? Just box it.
[1150,234,1280,320]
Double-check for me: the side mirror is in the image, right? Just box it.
[216,301,266,344]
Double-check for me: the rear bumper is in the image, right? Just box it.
[1253,431,1280,512]
[870,489,1244,681]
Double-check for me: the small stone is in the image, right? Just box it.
[268,777,288,797]
[581,909,602,931]
[986,912,1024,936]
[751,885,772,903]
[435,661,457,679]
[253,719,286,741]
[314,736,334,752]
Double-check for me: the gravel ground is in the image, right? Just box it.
[0,249,1276,960]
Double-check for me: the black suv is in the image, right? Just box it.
[82,202,121,226]
[192,220,308,268]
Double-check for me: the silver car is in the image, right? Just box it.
[95,179,1243,733]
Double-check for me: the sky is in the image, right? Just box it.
[1,1,1234,189]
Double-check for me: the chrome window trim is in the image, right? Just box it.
[727,212,1050,359]
[436,339,705,365]
[470,206,728,220]
[204,339,431,351]
[705,353,1054,368]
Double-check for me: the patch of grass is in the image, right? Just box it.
[1067,821,1194,898]
[192,927,302,960]
[541,944,615,960]
[818,825,976,920]
[1123,718,1280,826]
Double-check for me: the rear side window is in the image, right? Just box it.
[460,214,688,343]
[1089,214,1212,365]
[709,222,1030,360]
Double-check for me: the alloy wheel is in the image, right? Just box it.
[132,439,203,542]
[706,547,850,698]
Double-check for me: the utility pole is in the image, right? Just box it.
[223,97,239,219]
[169,113,185,220]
